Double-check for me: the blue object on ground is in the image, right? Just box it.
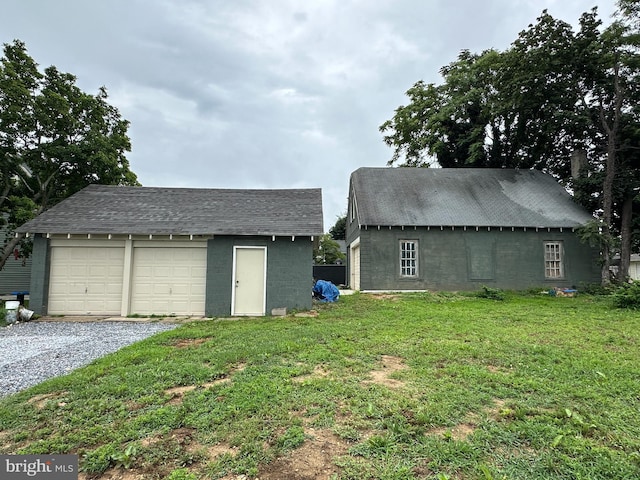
[313,280,340,302]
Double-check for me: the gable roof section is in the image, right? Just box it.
[350,167,593,228]
[17,185,324,236]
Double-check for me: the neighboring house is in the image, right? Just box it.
[630,255,640,280]
[0,215,32,295]
[611,254,640,281]
[16,185,323,317]
[346,167,600,292]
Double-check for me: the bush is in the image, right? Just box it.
[476,285,506,301]
[612,282,640,309]
[579,282,615,296]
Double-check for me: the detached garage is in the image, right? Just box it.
[17,185,323,317]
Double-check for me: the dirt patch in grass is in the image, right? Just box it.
[165,379,230,404]
[79,470,145,480]
[257,427,348,480]
[172,338,208,348]
[486,364,511,374]
[206,441,239,459]
[292,364,331,383]
[370,293,402,301]
[428,422,477,441]
[362,355,407,389]
[426,398,512,441]
[164,363,246,404]
[140,427,195,448]
[27,392,68,409]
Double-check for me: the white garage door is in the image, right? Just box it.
[48,243,125,315]
[130,244,206,316]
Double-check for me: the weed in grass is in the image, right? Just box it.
[81,443,118,474]
[110,443,138,469]
[275,425,306,450]
[166,468,197,480]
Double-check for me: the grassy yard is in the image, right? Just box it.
[1,291,639,479]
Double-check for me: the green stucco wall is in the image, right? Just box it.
[348,226,600,291]
[205,236,314,317]
[27,235,50,315]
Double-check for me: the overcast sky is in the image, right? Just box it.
[1,1,618,231]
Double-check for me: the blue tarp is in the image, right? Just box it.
[313,279,340,302]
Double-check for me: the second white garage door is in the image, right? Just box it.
[130,244,207,316]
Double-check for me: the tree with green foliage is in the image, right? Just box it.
[0,40,139,270]
[329,214,346,240]
[380,4,640,284]
[313,233,345,265]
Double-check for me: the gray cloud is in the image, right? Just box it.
[1,0,617,230]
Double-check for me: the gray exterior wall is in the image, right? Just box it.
[205,236,314,317]
[0,255,32,295]
[28,235,313,317]
[0,220,32,295]
[27,235,50,314]
[347,225,600,291]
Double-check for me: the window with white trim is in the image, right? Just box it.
[544,241,564,279]
[400,240,418,277]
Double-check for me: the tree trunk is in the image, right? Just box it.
[0,233,25,271]
[599,63,622,286]
[619,194,633,282]
[600,139,617,285]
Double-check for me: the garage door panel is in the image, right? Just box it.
[130,245,206,316]
[48,245,125,315]
[152,284,171,295]
[105,283,123,295]
[69,265,86,276]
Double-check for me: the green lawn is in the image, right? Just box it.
[1,291,639,479]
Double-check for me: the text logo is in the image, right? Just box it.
[0,455,77,480]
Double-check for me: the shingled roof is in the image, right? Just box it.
[350,167,593,228]
[17,185,324,236]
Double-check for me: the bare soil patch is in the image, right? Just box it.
[370,293,402,301]
[428,422,477,441]
[292,364,331,383]
[172,338,208,348]
[164,363,246,404]
[257,427,348,480]
[27,391,68,409]
[362,355,408,389]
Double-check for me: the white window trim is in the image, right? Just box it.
[544,241,564,279]
[400,240,419,278]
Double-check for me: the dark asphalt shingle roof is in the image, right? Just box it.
[350,167,593,228]
[17,185,324,236]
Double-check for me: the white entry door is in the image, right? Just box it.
[232,247,266,316]
[350,241,361,291]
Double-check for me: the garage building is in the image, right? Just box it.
[17,184,323,317]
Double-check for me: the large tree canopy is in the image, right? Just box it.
[380,4,640,284]
[0,40,138,269]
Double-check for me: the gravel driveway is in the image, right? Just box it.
[0,320,180,398]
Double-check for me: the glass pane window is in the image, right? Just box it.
[544,241,564,279]
[400,240,418,277]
